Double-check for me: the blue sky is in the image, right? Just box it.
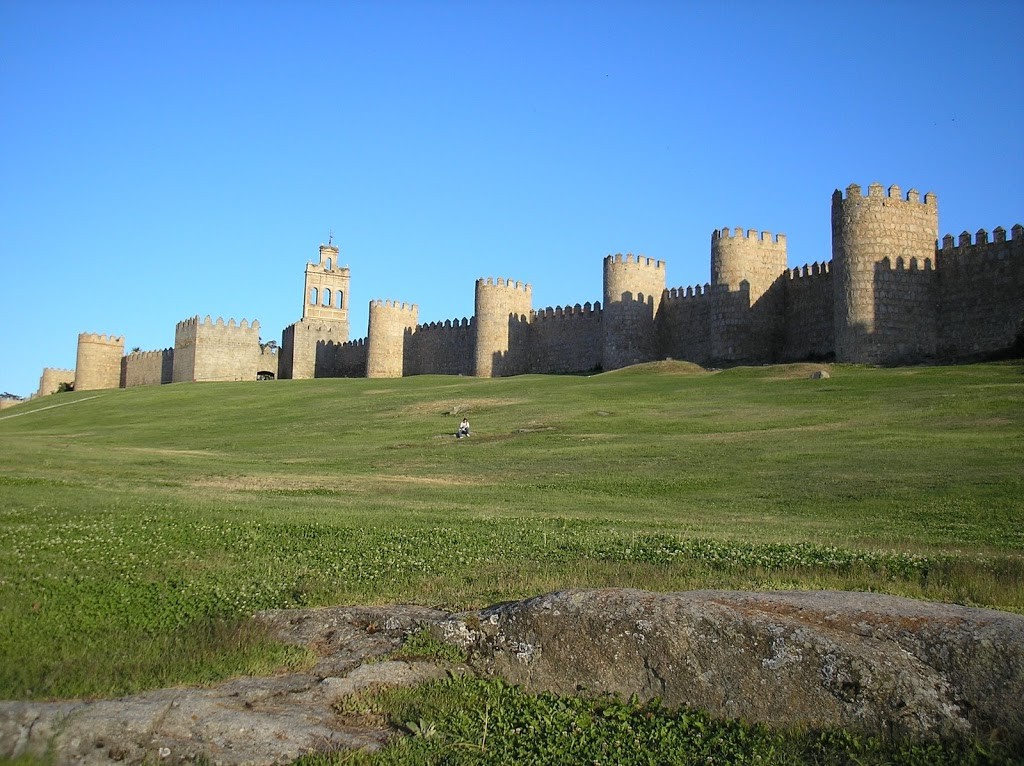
[2,0,1022,397]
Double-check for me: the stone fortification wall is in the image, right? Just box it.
[937,225,1024,358]
[528,302,603,373]
[781,262,834,361]
[75,333,125,391]
[602,254,666,370]
[832,183,938,363]
[474,278,532,377]
[711,228,789,363]
[37,367,75,397]
[711,228,788,303]
[257,345,277,377]
[707,283,767,365]
[872,255,937,363]
[659,284,714,366]
[280,319,349,379]
[366,300,418,378]
[173,316,260,383]
[334,338,368,378]
[407,317,475,376]
[122,348,174,387]
[37,181,1019,387]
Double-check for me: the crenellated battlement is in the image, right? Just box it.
[711,228,786,247]
[941,224,1023,250]
[176,315,260,331]
[124,348,173,361]
[370,298,419,313]
[78,332,125,345]
[786,261,832,280]
[532,302,601,321]
[834,182,937,207]
[476,277,531,292]
[664,283,714,300]
[878,256,934,272]
[603,253,665,270]
[416,317,472,331]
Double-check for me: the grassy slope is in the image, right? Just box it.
[0,362,1022,700]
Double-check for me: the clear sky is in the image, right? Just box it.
[2,0,1022,397]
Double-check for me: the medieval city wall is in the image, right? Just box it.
[528,303,603,374]
[366,300,419,378]
[37,182,1022,390]
[832,183,939,364]
[659,284,714,366]
[780,262,834,361]
[936,225,1024,358]
[333,338,368,378]
[173,316,260,383]
[280,319,349,379]
[475,278,533,377]
[872,256,938,363]
[38,367,75,397]
[602,254,665,370]
[122,348,174,387]
[406,317,475,376]
[75,333,125,391]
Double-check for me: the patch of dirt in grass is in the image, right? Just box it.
[190,472,476,492]
[110,446,223,457]
[402,397,529,416]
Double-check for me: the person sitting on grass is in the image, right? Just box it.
[457,417,470,439]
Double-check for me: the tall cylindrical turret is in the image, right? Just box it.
[710,228,788,303]
[75,333,125,390]
[474,277,532,377]
[832,182,938,363]
[366,299,418,378]
[601,253,666,371]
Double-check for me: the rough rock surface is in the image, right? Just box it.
[438,589,1024,746]
[3,591,1022,764]
[0,605,449,765]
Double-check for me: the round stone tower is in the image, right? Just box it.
[75,332,125,390]
[602,253,666,371]
[831,182,938,363]
[474,277,532,377]
[366,299,418,378]
[710,227,788,303]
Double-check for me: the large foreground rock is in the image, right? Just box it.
[2,590,1022,764]
[438,589,1024,746]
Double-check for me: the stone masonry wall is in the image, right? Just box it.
[75,333,125,391]
[602,254,666,370]
[474,278,533,377]
[122,348,174,387]
[781,263,834,361]
[407,318,475,376]
[367,300,418,378]
[659,285,714,366]
[174,316,260,383]
[37,367,75,397]
[832,183,939,363]
[873,257,938,363]
[334,338,368,378]
[528,303,603,374]
[280,319,349,379]
[936,226,1024,358]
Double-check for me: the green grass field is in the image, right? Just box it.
[1,361,1022,705]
